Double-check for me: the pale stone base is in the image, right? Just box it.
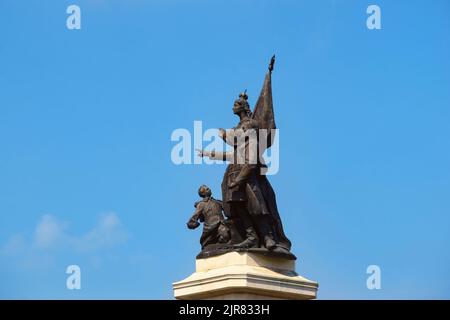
[173,252,318,300]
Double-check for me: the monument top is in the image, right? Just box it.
[187,56,295,260]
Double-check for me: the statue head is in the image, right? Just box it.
[233,91,251,116]
[198,185,212,198]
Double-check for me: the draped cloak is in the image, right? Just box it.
[220,64,292,252]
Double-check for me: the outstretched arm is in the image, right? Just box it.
[197,149,234,162]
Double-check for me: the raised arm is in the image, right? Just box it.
[187,203,203,229]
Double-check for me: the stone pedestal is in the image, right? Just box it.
[173,252,318,300]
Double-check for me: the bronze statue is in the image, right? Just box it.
[187,185,230,249]
[192,56,295,260]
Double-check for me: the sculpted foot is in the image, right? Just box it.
[234,237,257,249]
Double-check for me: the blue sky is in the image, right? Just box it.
[0,0,449,299]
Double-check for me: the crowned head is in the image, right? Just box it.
[233,90,251,116]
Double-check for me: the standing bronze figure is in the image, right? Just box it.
[193,56,295,260]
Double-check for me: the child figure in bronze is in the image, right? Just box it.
[187,185,230,249]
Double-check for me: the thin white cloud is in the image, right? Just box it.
[2,212,129,255]
[76,212,129,252]
[33,214,68,249]
[1,233,26,255]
